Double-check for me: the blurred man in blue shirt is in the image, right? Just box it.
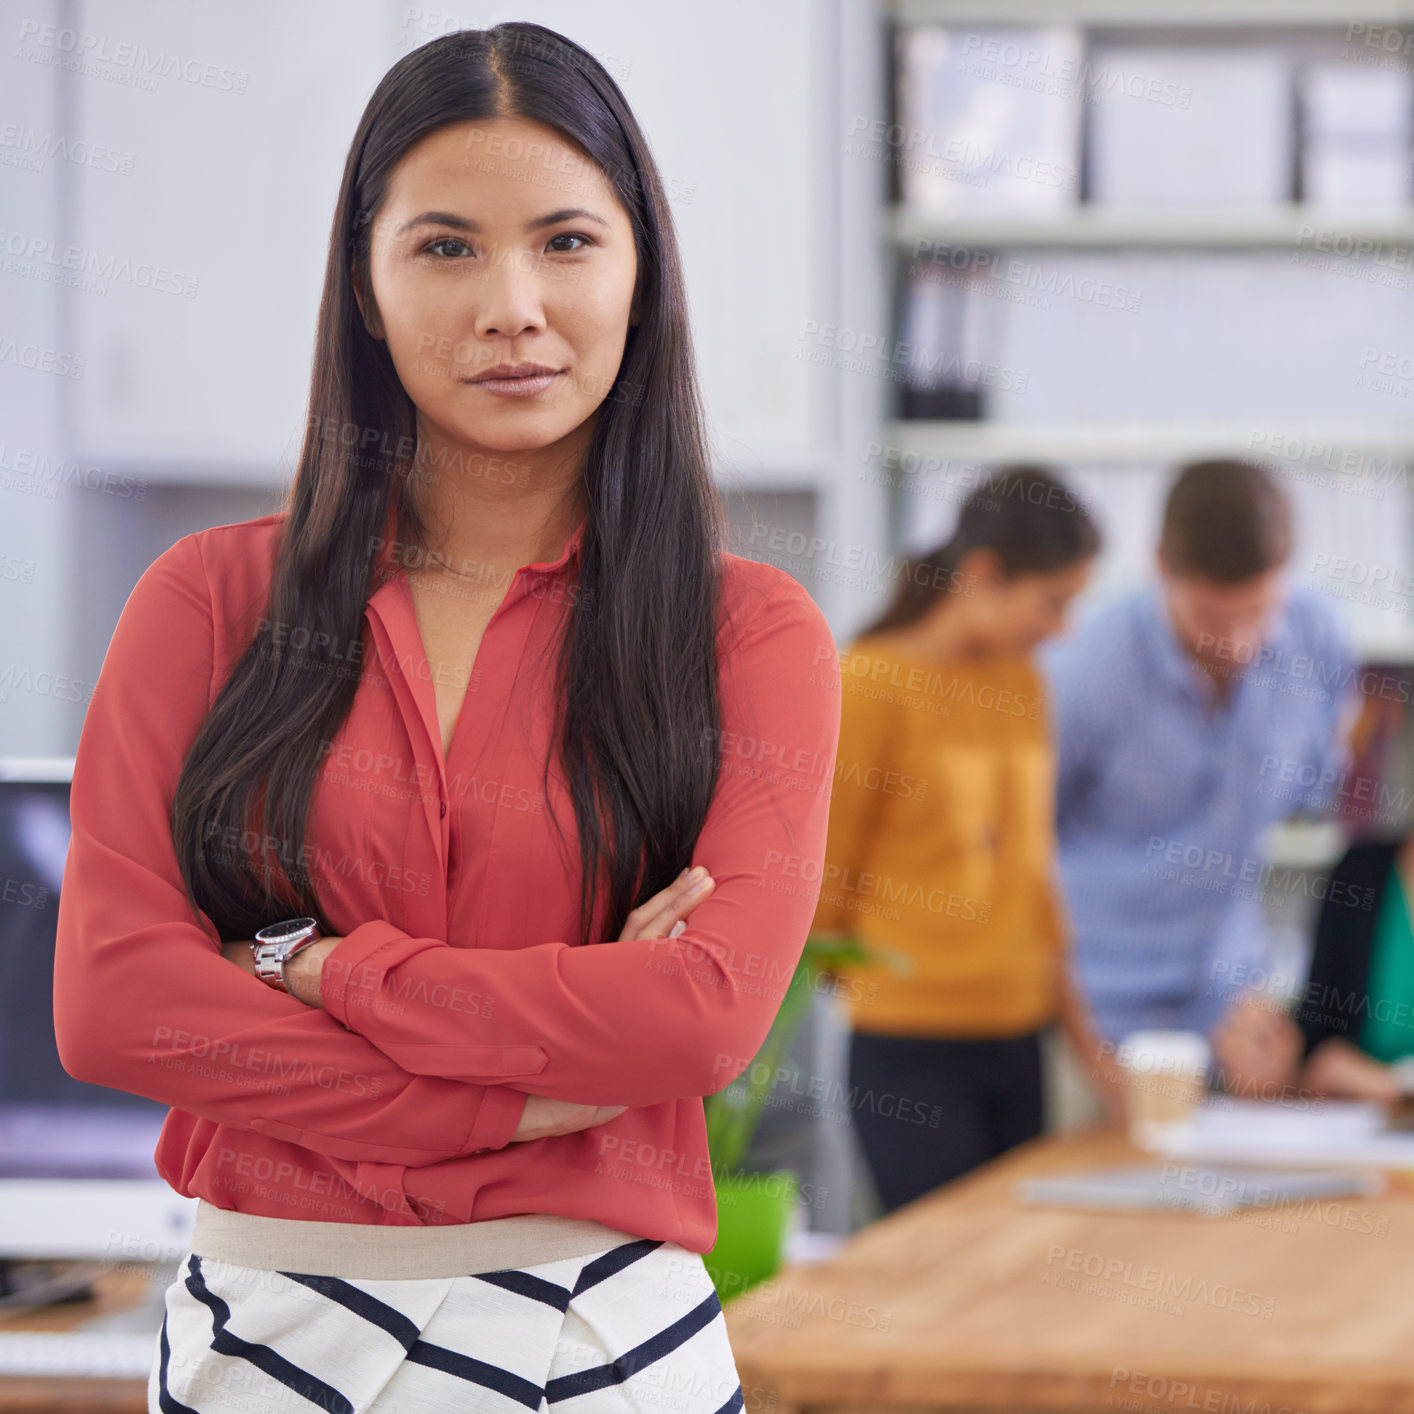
[1040,460,1360,1093]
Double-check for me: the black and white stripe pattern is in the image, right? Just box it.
[148,1235,746,1413]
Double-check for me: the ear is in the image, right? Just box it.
[351,264,386,341]
[958,544,1004,590]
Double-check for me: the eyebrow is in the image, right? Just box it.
[393,208,610,238]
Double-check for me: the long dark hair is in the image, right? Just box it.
[862,465,1100,638]
[171,24,726,948]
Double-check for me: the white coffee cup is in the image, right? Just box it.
[1115,1029,1211,1144]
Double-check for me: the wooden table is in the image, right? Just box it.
[722,1126,1414,1414]
[0,1264,157,1414]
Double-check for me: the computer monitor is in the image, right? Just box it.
[0,758,195,1264]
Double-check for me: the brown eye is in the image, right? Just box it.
[425,237,471,258]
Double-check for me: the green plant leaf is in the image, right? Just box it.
[705,931,898,1175]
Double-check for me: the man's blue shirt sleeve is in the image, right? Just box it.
[1290,590,1361,818]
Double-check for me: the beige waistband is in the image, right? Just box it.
[189,1198,646,1279]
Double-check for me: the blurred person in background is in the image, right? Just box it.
[1042,459,1361,1110]
[1214,830,1414,1104]
[812,467,1116,1215]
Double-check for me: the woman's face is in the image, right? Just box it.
[354,116,640,462]
[994,558,1094,653]
[954,548,1094,656]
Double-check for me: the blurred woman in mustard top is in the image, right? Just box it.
[813,467,1111,1213]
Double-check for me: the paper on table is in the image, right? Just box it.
[1195,1097,1386,1138]
[1144,1096,1414,1167]
[1015,1162,1383,1215]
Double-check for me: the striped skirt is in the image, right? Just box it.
[148,1235,746,1413]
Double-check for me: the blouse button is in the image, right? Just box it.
[439,800,448,817]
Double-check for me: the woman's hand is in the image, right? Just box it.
[615,864,715,942]
[218,867,717,1148]
[508,865,716,1143]
[1094,1068,1130,1132]
[1083,1049,1131,1132]
[1302,1037,1401,1104]
[283,938,341,1008]
[511,1096,629,1143]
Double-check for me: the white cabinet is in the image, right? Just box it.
[40,0,889,654]
[69,0,839,483]
[2,0,78,753]
[71,0,393,473]
[587,0,833,474]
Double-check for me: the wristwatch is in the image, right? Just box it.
[251,917,323,994]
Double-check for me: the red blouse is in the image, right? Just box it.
[52,508,841,1250]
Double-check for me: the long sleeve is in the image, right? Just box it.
[321,575,843,1107]
[1296,842,1390,1060]
[52,534,528,1166]
[1031,676,1069,961]
[1293,603,1361,819]
[810,644,897,936]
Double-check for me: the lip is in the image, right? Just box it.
[464,362,563,397]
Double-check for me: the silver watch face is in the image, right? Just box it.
[254,917,319,946]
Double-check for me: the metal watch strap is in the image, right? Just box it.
[251,917,322,993]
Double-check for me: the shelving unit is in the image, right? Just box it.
[871,1,1414,1037]
[881,0,1414,664]
[891,203,1414,248]
[897,0,1414,24]
[884,421,1414,464]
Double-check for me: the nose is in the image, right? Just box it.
[473,244,548,342]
